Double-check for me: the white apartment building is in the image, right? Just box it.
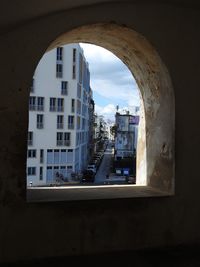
[27,44,93,186]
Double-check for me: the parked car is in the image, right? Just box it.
[81,170,95,183]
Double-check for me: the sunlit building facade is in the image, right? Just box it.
[27,44,92,186]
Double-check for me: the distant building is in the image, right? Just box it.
[27,44,94,186]
[114,112,139,160]
[93,114,104,152]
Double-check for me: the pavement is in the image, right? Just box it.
[104,173,136,184]
[28,144,135,188]
[95,145,136,185]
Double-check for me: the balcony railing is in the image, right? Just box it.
[37,105,44,111]
[57,140,70,146]
[57,140,63,146]
[64,140,70,146]
[61,88,68,95]
[57,106,64,112]
[56,72,63,78]
[37,123,44,129]
[68,123,74,129]
[28,140,33,146]
[57,123,64,129]
[50,106,56,112]
[29,105,36,111]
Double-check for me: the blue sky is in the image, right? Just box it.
[80,43,140,121]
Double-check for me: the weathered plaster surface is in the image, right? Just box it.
[49,23,174,192]
[0,1,200,263]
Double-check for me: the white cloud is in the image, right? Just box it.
[80,43,119,63]
[95,103,116,115]
[92,78,140,106]
[95,103,140,122]
[80,43,141,113]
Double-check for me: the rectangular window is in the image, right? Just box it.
[76,132,78,146]
[39,167,43,180]
[64,132,70,146]
[27,167,36,176]
[57,98,64,112]
[82,118,85,130]
[57,132,63,146]
[54,149,60,164]
[73,48,76,63]
[60,149,67,164]
[56,47,63,61]
[37,97,44,111]
[30,78,34,93]
[72,65,76,79]
[77,83,81,98]
[47,149,53,164]
[77,116,81,130]
[68,115,74,129]
[28,131,33,146]
[61,81,68,95]
[50,98,56,111]
[71,99,75,113]
[28,149,36,158]
[79,53,83,84]
[56,64,63,78]
[46,166,53,182]
[37,114,44,129]
[57,115,64,129]
[29,96,36,110]
[40,149,44,163]
[77,100,81,114]
[67,149,73,163]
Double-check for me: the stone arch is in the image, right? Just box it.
[42,23,174,194]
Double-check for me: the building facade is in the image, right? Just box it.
[114,112,139,160]
[27,43,93,186]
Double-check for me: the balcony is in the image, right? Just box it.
[56,72,63,78]
[37,105,44,111]
[29,105,36,111]
[61,88,68,95]
[68,124,74,130]
[50,106,56,112]
[57,106,64,112]
[57,123,64,129]
[57,140,63,146]
[64,140,70,146]
[28,140,33,146]
[37,123,44,129]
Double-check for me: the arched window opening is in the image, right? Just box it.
[27,23,174,202]
[27,43,141,187]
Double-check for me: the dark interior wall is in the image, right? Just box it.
[0,2,200,262]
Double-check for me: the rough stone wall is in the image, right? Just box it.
[49,22,174,192]
[0,1,199,263]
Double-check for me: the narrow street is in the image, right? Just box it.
[94,144,113,184]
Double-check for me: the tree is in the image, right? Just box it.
[110,124,117,137]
